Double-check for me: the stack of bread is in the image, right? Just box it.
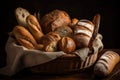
[10,7,98,54]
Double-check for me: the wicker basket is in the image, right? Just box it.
[28,52,98,74]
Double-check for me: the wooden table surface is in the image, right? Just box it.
[0,49,120,80]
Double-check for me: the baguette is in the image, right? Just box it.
[94,51,120,77]
[15,7,30,27]
[12,25,38,49]
[26,15,44,42]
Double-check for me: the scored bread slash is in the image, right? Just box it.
[26,15,44,42]
[12,25,38,49]
[88,14,101,51]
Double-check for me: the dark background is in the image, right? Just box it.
[0,0,119,66]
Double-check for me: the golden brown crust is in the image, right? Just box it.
[69,18,79,28]
[26,15,44,42]
[40,9,71,34]
[58,37,76,53]
[39,32,61,52]
[17,38,35,49]
[39,32,60,45]
[46,32,61,41]
[12,25,38,49]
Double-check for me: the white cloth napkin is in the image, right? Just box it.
[0,34,103,76]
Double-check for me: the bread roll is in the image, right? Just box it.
[69,18,79,28]
[94,51,120,77]
[58,37,76,53]
[73,19,94,48]
[40,9,71,34]
[39,32,61,45]
[54,25,73,38]
[39,32,61,52]
[26,15,44,42]
[46,32,61,41]
[44,41,58,52]
[12,25,38,49]
[15,7,30,27]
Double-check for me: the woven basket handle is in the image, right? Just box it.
[88,13,101,51]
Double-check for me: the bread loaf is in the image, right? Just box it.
[58,37,76,53]
[39,32,61,52]
[73,19,94,48]
[15,7,30,27]
[94,51,120,77]
[54,25,73,38]
[12,25,38,49]
[40,9,71,34]
[26,15,44,42]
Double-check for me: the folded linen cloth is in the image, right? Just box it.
[0,33,103,76]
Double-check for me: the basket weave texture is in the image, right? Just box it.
[29,52,98,74]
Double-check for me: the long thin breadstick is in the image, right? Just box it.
[88,14,101,51]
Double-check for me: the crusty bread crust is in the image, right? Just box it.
[26,15,44,42]
[12,25,37,49]
[40,9,71,34]
[58,37,76,53]
[94,51,120,77]
[73,19,94,48]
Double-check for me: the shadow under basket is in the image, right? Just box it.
[28,52,98,74]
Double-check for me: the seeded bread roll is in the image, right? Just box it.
[73,19,94,48]
[15,7,30,27]
[26,15,44,42]
[12,25,38,49]
[54,25,73,38]
[94,51,120,77]
[40,9,71,34]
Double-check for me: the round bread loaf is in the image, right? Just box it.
[58,37,76,53]
[40,9,71,34]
